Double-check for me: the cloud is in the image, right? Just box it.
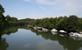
[54,0,82,15]
[37,0,82,14]
[35,0,55,5]
[23,0,82,17]
[39,6,46,9]
[23,0,82,9]
[37,0,81,9]
[23,0,30,2]
[23,0,82,7]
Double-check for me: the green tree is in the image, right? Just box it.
[0,4,7,28]
[56,15,80,33]
[0,4,5,14]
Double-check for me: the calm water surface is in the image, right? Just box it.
[0,27,82,50]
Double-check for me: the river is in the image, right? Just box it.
[0,26,82,50]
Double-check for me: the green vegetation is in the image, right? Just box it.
[5,15,25,26]
[0,4,7,28]
[22,15,82,32]
[0,4,82,33]
[55,15,80,33]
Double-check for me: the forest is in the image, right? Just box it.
[0,4,82,33]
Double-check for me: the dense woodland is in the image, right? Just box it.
[0,4,82,33]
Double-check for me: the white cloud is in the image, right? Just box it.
[35,0,55,5]
[54,0,82,14]
[39,6,46,9]
[23,0,30,2]
[37,0,81,14]
[23,0,82,17]
[23,0,82,8]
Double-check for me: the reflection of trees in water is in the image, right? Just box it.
[4,26,19,35]
[0,26,19,35]
[57,36,82,50]
[31,29,82,50]
[0,26,19,50]
[0,38,8,50]
[31,29,58,41]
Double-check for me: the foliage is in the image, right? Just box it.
[19,15,82,33]
[55,15,80,32]
[0,4,7,28]
[0,4,5,14]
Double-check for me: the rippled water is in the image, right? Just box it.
[0,27,82,50]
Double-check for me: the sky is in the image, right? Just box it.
[0,0,82,19]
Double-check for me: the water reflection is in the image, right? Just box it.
[0,38,9,50]
[31,29,82,50]
[0,26,19,50]
[0,26,18,35]
[0,26,82,50]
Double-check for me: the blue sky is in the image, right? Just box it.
[0,0,82,19]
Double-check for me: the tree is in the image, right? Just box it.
[0,4,5,14]
[0,4,7,28]
[56,15,80,33]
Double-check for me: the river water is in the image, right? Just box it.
[0,27,82,50]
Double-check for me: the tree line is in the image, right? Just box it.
[20,15,82,32]
[0,4,82,32]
